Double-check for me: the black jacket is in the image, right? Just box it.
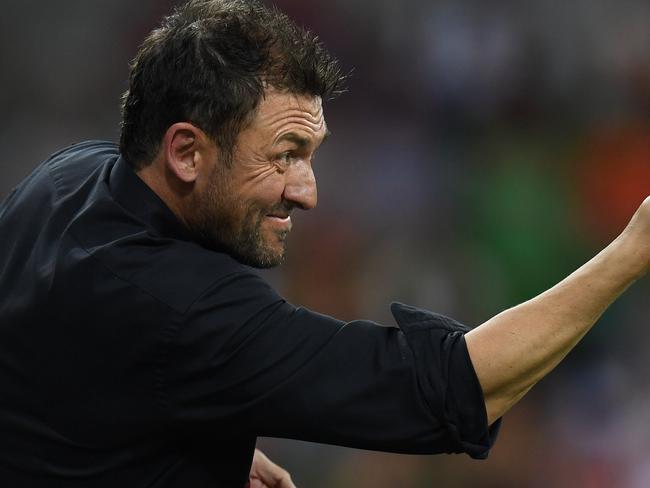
[0,141,498,487]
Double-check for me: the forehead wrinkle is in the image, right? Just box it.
[297,101,323,119]
[262,107,324,128]
[270,117,327,146]
[249,93,326,147]
[269,115,324,133]
[257,94,323,124]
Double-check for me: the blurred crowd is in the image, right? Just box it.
[1,0,649,486]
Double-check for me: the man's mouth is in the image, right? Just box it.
[265,213,292,229]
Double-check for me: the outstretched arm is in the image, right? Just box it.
[466,197,650,425]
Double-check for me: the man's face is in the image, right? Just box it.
[192,89,328,267]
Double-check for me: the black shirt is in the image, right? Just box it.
[0,141,499,487]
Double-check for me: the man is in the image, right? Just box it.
[0,0,648,487]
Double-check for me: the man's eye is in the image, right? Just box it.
[278,152,292,164]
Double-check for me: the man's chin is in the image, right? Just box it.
[253,242,287,268]
[242,250,285,269]
[234,237,287,269]
[197,224,288,268]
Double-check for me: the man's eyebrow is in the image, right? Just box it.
[275,130,330,147]
[275,133,310,147]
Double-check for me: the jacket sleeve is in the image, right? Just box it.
[163,271,500,459]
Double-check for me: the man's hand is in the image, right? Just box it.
[247,449,296,488]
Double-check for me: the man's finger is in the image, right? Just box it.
[251,450,296,488]
[249,478,270,488]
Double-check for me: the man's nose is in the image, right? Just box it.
[283,159,317,210]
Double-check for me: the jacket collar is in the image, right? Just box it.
[109,155,193,241]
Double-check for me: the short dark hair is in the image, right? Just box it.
[120,0,346,170]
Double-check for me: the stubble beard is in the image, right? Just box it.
[190,167,288,268]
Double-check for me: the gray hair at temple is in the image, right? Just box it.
[119,0,347,170]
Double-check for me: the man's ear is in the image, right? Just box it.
[161,122,213,184]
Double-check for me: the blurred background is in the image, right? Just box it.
[2,0,649,486]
